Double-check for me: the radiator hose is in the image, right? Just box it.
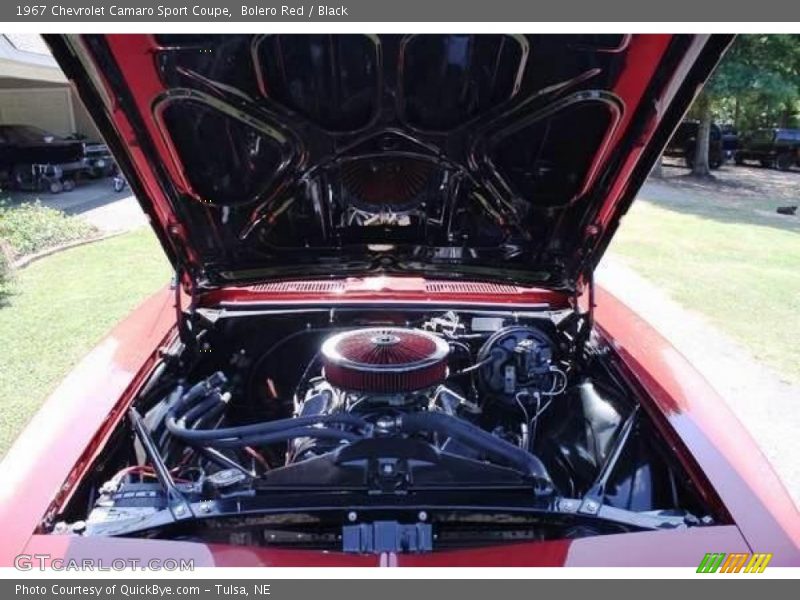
[165,380,369,446]
[398,411,554,493]
[164,377,552,492]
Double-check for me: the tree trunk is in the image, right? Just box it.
[692,92,712,178]
[780,103,792,128]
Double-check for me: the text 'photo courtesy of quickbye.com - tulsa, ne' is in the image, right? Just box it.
[0,0,798,596]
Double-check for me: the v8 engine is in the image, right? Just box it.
[55,308,713,548]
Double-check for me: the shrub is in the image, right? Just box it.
[0,200,97,260]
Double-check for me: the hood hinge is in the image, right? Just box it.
[173,265,197,349]
[571,267,595,363]
[581,222,600,328]
[585,266,596,334]
[574,224,600,361]
[169,220,199,349]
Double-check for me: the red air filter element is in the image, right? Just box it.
[321,328,449,393]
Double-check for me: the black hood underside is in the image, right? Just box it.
[47,34,732,290]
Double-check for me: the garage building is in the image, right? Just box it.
[0,34,101,141]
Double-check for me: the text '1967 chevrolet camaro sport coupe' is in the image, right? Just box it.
[0,33,798,568]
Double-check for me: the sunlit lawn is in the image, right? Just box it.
[0,228,170,455]
[609,200,800,382]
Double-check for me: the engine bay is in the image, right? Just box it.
[51,306,720,552]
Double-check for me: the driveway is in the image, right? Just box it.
[5,177,146,234]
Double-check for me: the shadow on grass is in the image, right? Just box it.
[643,163,800,233]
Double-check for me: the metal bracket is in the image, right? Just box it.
[342,521,433,554]
[128,408,194,521]
[579,405,640,513]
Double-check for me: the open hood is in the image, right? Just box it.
[46,34,731,291]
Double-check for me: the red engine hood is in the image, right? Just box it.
[23,525,748,567]
[45,34,731,292]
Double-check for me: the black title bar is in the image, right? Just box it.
[5,0,800,22]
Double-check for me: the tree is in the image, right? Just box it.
[691,92,713,177]
[686,34,800,177]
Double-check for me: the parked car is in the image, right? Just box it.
[0,124,86,193]
[66,133,117,178]
[735,128,800,171]
[720,124,740,161]
[1,33,797,568]
[663,120,725,169]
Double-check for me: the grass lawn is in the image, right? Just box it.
[0,228,170,456]
[609,200,800,383]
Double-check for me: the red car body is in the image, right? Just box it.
[0,33,798,567]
